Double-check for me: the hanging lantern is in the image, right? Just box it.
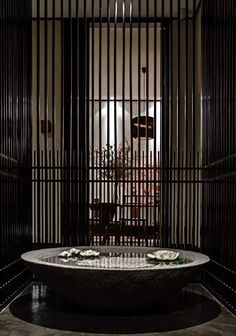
[132,116,154,140]
[132,66,154,140]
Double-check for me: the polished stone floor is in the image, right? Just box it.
[0,283,235,335]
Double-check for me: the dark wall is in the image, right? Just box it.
[202,0,236,314]
[0,0,32,309]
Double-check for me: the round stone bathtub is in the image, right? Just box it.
[21,246,209,313]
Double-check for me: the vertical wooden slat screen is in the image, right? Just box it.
[0,0,32,310]
[202,0,236,315]
[30,0,202,250]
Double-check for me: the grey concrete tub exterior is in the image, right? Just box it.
[21,246,209,313]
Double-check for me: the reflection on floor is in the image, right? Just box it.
[0,283,235,335]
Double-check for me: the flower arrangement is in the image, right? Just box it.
[94,137,132,180]
[93,138,132,202]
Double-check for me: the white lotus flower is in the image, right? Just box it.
[58,251,70,258]
[69,248,77,253]
[147,250,180,261]
[79,250,100,258]
[69,248,81,255]
[147,253,157,259]
[58,248,82,259]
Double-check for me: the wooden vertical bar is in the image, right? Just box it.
[107,0,110,213]
[145,0,149,246]
[91,0,95,239]
[52,0,56,245]
[184,0,189,248]
[129,0,133,240]
[169,0,173,247]
[98,0,102,245]
[153,0,157,246]
[176,0,181,247]
[69,0,73,244]
[60,0,65,245]
[36,0,40,246]
[192,0,196,249]
[114,0,118,240]
[44,0,48,244]
[137,0,141,247]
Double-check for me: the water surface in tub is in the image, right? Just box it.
[41,252,192,269]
